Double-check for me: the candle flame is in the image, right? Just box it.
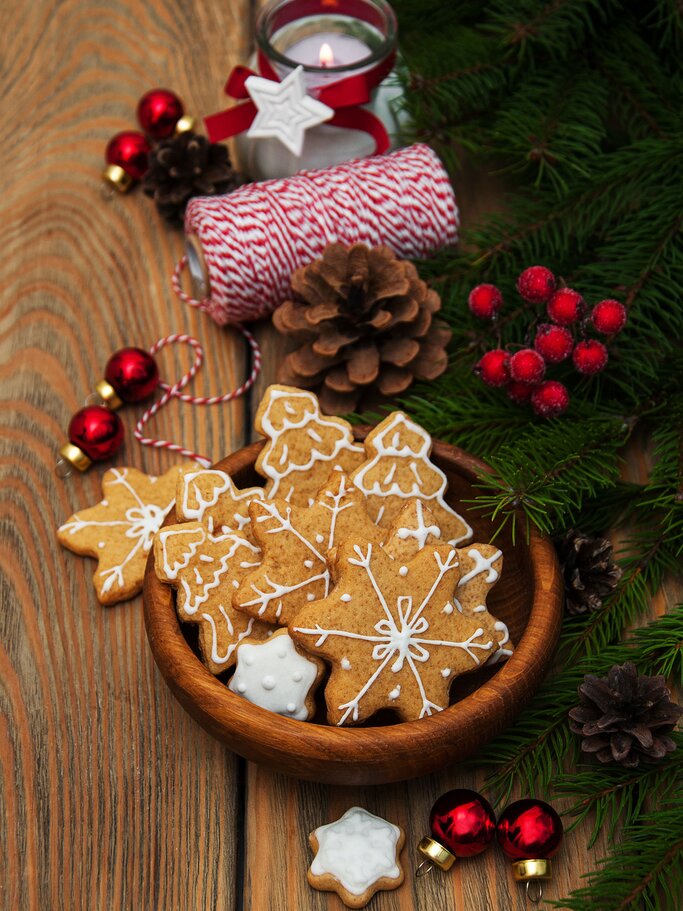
[319,42,334,67]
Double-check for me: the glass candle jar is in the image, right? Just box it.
[236,0,405,180]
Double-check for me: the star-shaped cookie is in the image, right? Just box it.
[58,465,190,605]
[234,472,384,627]
[154,521,271,674]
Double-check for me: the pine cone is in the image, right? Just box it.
[143,132,242,225]
[569,662,682,767]
[273,243,451,414]
[556,529,622,615]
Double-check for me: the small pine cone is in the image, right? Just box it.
[143,131,242,225]
[273,243,451,414]
[556,529,622,615]
[569,662,683,768]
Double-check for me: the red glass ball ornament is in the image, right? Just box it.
[429,789,497,859]
[591,299,627,335]
[547,288,585,326]
[516,266,556,304]
[105,347,159,403]
[531,380,570,418]
[508,380,536,404]
[509,348,546,384]
[534,323,574,364]
[68,406,124,462]
[497,799,563,861]
[137,88,184,140]
[475,349,510,388]
[572,339,608,375]
[105,131,151,181]
[468,284,504,320]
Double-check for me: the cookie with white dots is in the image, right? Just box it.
[228,629,324,721]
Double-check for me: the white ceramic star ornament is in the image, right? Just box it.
[245,65,334,156]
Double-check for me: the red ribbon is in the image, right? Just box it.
[204,49,396,156]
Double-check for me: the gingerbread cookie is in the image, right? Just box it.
[308,807,405,909]
[154,521,270,674]
[228,629,324,720]
[234,472,383,627]
[175,467,264,540]
[351,411,473,545]
[291,531,496,725]
[58,465,190,605]
[254,384,364,506]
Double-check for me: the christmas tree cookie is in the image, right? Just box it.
[254,384,364,506]
[175,467,264,541]
[350,411,473,545]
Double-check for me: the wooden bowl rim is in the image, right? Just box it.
[143,433,562,767]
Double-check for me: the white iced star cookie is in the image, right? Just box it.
[308,807,405,908]
[246,65,334,156]
[228,629,324,721]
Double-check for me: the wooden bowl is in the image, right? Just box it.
[143,431,563,785]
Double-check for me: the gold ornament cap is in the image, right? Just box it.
[59,442,92,473]
[512,859,551,881]
[95,379,123,410]
[102,164,134,193]
[417,836,456,872]
[175,114,196,135]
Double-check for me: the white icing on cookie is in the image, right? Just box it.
[341,657,352,670]
[340,593,352,602]
[488,620,514,665]
[228,632,319,721]
[177,468,263,528]
[458,548,502,586]
[310,807,402,897]
[396,500,441,549]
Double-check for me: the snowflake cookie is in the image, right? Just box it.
[254,384,364,506]
[175,467,264,541]
[228,629,324,721]
[351,411,473,545]
[154,521,271,674]
[58,465,190,605]
[308,807,405,909]
[291,531,497,725]
[234,472,383,627]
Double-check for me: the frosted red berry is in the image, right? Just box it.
[591,299,627,335]
[573,339,608,375]
[468,284,504,320]
[547,288,585,326]
[475,349,510,387]
[516,266,556,304]
[509,348,546,384]
[531,381,570,418]
[508,381,536,404]
[534,323,574,364]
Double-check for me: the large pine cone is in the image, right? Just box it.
[273,243,452,414]
[556,529,622,615]
[143,131,241,225]
[569,662,682,767]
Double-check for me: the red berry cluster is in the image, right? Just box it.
[471,266,627,418]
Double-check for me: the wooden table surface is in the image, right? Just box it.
[2,1,679,909]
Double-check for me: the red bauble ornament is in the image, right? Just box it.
[417,789,496,874]
[58,405,125,475]
[475,349,510,387]
[591,299,627,335]
[573,339,608,375]
[509,348,546,384]
[105,131,151,182]
[508,380,536,404]
[547,288,585,326]
[497,798,563,900]
[516,266,556,304]
[468,283,504,320]
[531,380,570,418]
[534,323,574,364]
[137,88,184,140]
[101,347,160,407]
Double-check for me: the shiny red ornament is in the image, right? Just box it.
[516,266,556,304]
[103,347,159,405]
[468,283,504,320]
[105,131,151,181]
[591,299,627,335]
[534,323,574,364]
[475,349,510,388]
[509,348,546,384]
[547,288,585,326]
[497,799,563,861]
[68,406,124,462]
[137,88,184,140]
[417,789,496,874]
[531,380,570,418]
[573,339,608,375]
